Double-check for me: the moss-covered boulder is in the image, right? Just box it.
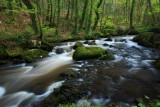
[133,32,154,47]
[154,58,160,69]
[41,42,53,52]
[73,47,108,60]
[73,42,84,50]
[21,49,48,62]
[6,47,23,58]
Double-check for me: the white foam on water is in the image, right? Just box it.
[0,86,5,98]
[35,80,64,100]
[0,91,34,107]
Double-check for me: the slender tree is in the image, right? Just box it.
[21,0,39,34]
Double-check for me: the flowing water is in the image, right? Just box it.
[0,36,160,107]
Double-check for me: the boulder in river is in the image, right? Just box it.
[21,49,48,62]
[133,32,154,47]
[56,48,64,54]
[73,47,112,60]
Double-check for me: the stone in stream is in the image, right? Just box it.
[105,38,113,41]
[88,41,96,45]
[56,48,64,54]
[73,47,109,60]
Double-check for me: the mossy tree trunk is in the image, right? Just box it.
[73,0,79,35]
[22,0,39,34]
[86,0,93,35]
[93,0,103,31]
[55,0,61,35]
[79,0,88,31]
[130,0,135,30]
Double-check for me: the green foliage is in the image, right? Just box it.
[73,42,84,50]
[73,47,106,60]
[133,32,154,47]
[132,97,160,107]
[21,49,48,62]
[15,28,34,47]
[6,47,23,58]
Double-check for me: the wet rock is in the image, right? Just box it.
[59,69,81,79]
[105,38,112,41]
[40,83,89,106]
[88,41,96,45]
[133,32,154,47]
[56,48,64,54]
[73,42,84,50]
[21,49,48,62]
[41,42,53,52]
[73,47,106,60]
[103,43,109,47]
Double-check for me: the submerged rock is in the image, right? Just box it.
[73,47,106,60]
[21,49,48,62]
[56,48,64,54]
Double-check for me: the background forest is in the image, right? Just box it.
[0,0,159,41]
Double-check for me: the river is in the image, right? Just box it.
[0,36,160,107]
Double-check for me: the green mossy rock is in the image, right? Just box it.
[154,58,160,69]
[41,42,53,52]
[21,49,48,62]
[6,47,23,58]
[73,47,106,60]
[133,32,154,47]
[73,42,84,50]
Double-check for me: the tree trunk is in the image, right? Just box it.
[66,0,71,19]
[147,0,156,24]
[86,0,93,34]
[79,0,88,30]
[93,0,103,31]
[55,0,60,35]
[73,0,78,35]
[130,0,135,30]
[21,0,39,34]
